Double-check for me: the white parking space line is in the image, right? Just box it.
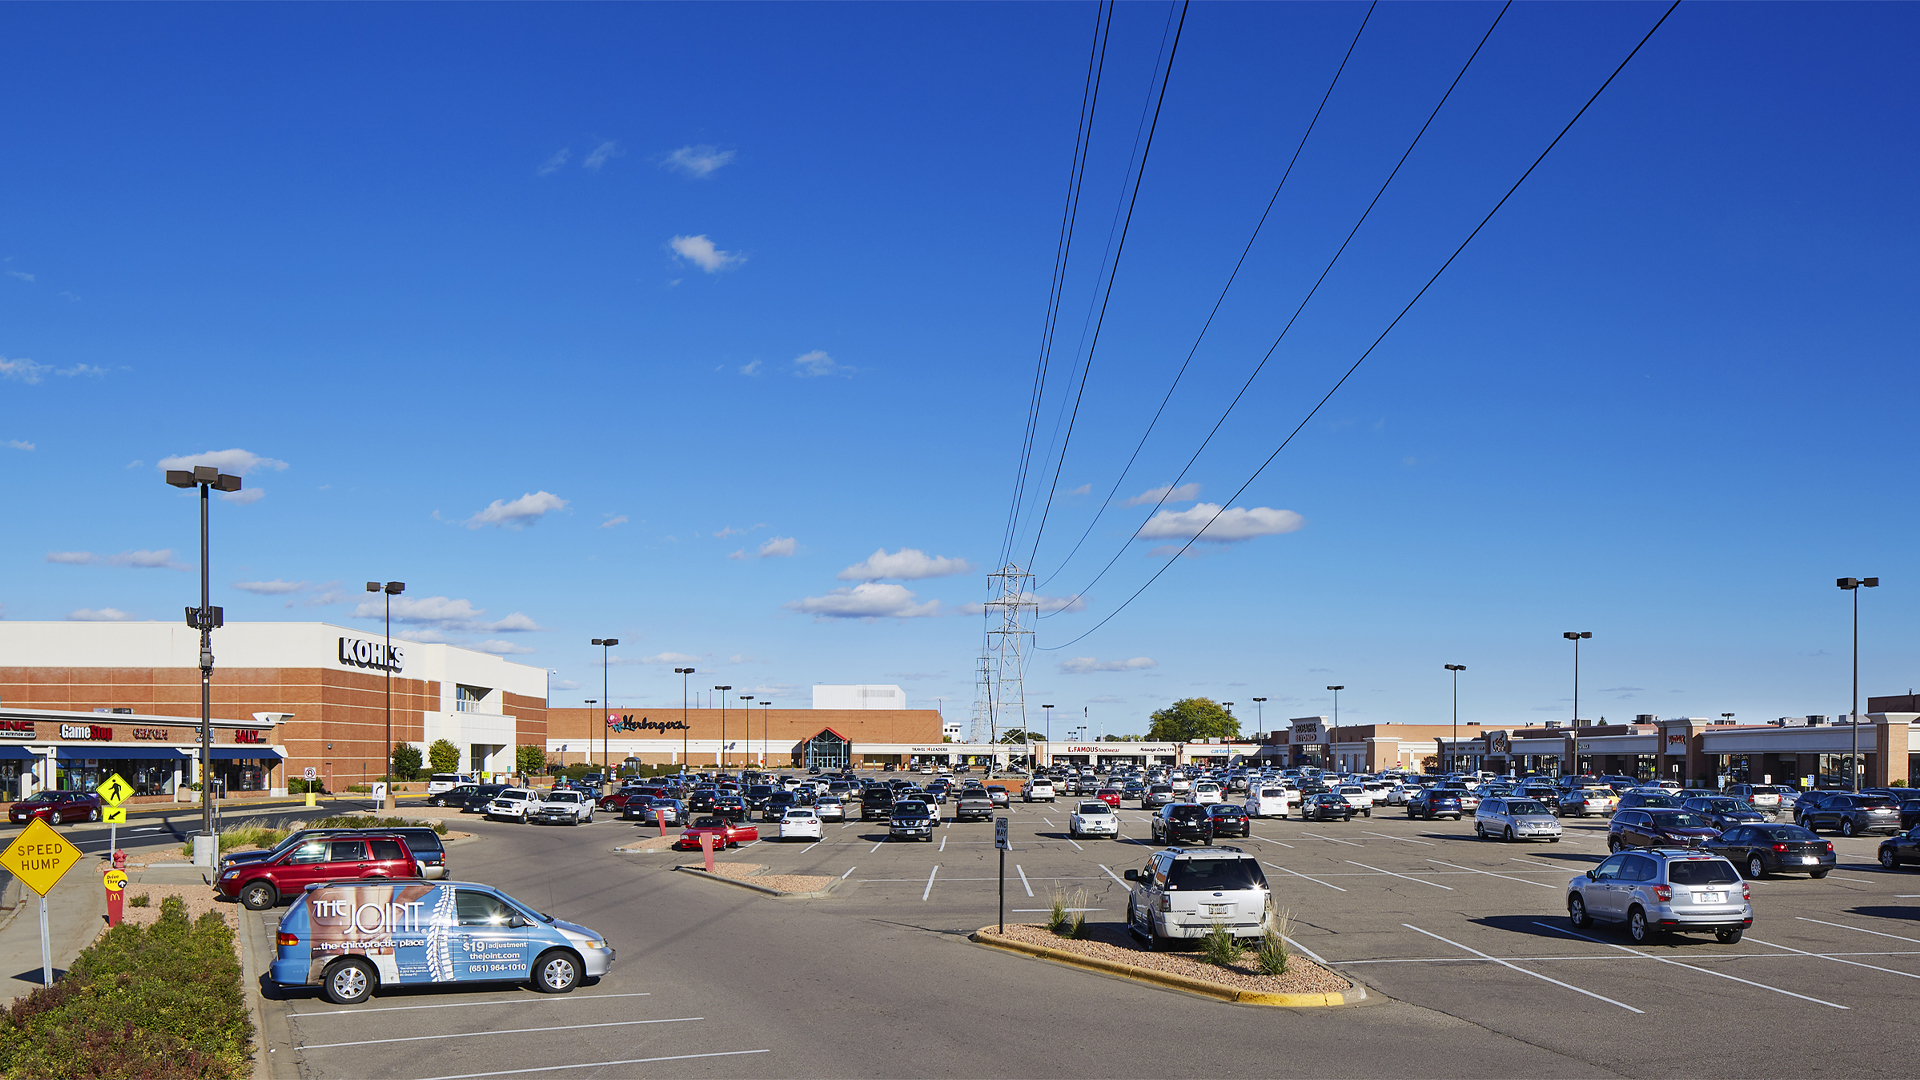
[1043,818,1055,827]
[939,833,947,852]
[1511,857,1566,870]
[1065,836,1083,851]
[1348,861,1453,890]
[842,866,856,879]
[412,1048,772,1080]
[802,839,822,853]
[1283,936,1328,965]
[1797,917,1920,944]
[922,864,939,901]
[1403,924,1643,1013]
[1301,832,1364,847]
[869,839,885,852]
[292,992,653,1018]
[305,1016,703,1049]
[1099,864,1127,886]
[1248,835,1295,848]
[1363,831,1435,846]
[1264,861,1345,893]
[1530,922,1848,1009]
[1016,864,1034,897]
[1426,859,1554,889]
[1744,936,1920,981]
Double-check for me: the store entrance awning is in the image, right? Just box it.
[0,746,37,761]
[53,746,189,761]
[207,747,283,760]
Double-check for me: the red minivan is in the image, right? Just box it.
[216,834,418,910]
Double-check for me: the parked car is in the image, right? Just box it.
[1207,804,1251,839]
[1798,793,1903,837]
[1068,800,1120,839]
[426,783,482,808]
[1476,797,1563,843]
[1407,790,1463,821]
[271,880,613,1004]
[220,828,363,871]
[986,786,1010,808]
[675,816,759,850]
[1094,787,1124,809]
[1248,786,1293,819]
[1125,848,1272,948]
[425,773,477,796]
[1616,791,1684,812]
[530,790,594,825]
[1724,783,1785,812]
[1705,823,1834,879]
[1877,826,1920,871]
[485,789,536,823]
[812,795,845,822]
[1608,809,1723,852]
[7,790,104,825]
[1566,849,1752,944]
[711,795,750,823]
[889,800,936,843]
[779,808,823,842]
[1301,793,1357,823]
[1901,798,1920,831]
[1152,803,1215,845]
[217,834,420,910]
[1682,796,1769,833]
[622,797,684,826]
[1556,788,1618,818]
[953,789,994,823]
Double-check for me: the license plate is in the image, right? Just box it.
[1802,856,1819,864]
[1695,892,1725,904]
[1205,905,1231,916]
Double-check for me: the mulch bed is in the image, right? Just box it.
[989,921,1350,996]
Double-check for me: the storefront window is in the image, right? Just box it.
[212,758,275,792]
[56,758,178,796]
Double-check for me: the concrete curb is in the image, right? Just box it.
[669,866,838,900]
[969,927,1365,1008]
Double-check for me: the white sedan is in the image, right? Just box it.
[779,808,823,841]
[1068,800,1120,839]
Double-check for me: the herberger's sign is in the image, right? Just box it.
[0,720,33,740]
[607,716,688,733]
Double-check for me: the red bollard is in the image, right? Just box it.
[656,807,667,837]
[700,831,715,873]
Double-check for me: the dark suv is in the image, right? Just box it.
[1608,809,1721,852]
[1207,804,1251,839]
[860,786,895,821]
[1798,793,1902,837]
[1152,803,1214,845]
[1408,789,1463,821]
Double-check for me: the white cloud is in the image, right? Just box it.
[6,270,33,283]
[232,579,307,595]
[727,549,747,561]
[1137,503,1304,543]
[740,360,762,376]
[396,628,458,644]
[838,548,972,581]
[68,608,134,622]
[664,144,736,178]
[1,357,51,384]
[537,148,570,175]
[465,490,568,529]
[107,549,188,570]
[219,488,265,505]
[1058,656,1157,674]
[474,640,538,655]
[47,551,96,565]
[156,448,289,476]
[668,234,744,273]
[582,140,621,172]
[62,364,105,379]
[7,440,35,451]
[552,678,581,691]
[792,349,853,378]
[351,594,543,633]
[1121,483,1201,507]
[785,583,941,620]
[600,515,628,529]
[624,651,701,666]
[756,536,796,558]
[1063,483,1091,497]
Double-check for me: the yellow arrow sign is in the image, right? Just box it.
[95,773,134,807]
[0,818,85,897]
[102,807,127,824]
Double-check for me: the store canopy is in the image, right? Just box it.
[206,747,283,760]
[53,746,189,761]
[0,747,38,761]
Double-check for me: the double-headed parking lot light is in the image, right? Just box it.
[1445,666,1466,774]
[1836,577,1878,791]
[592,639,618,788]
[165,464,241,850]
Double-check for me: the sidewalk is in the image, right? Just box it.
[0,866,107,1002]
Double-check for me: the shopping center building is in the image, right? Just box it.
[0,622,548,802]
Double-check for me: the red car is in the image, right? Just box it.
[597,790,646,811]
[215,833,419,910]
[1095,788,1123,809]
[8,790,104,825]
[675,817,760,851]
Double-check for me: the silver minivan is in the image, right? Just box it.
[1476,796,1563,842]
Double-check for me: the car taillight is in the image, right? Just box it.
[1824,842,1834,853]
[1652,885,1672,902]
[277,932,300,947]
[1157,895,1172,912]
[1741,883,1751,901]
[1772,843,1789,852]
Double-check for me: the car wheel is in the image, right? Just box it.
[88,807,100,822]
[1627,907,1652,944]
[1407,809,1415,819]
[1475,823,1484,840]
[532,949,581,993]
[1841,818,1857,838]
[1503,826,1515,842]
[1362,809,1371,817]
[49,811,63,825]
[323,957,376,1005]
[1810,869,1830,879]
[1608,838,1622,853]
[239,882,277,911]
[1568,894,1591,929]
[1881,848,1899,870]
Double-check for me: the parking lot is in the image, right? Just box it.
[251,791,1920,1078]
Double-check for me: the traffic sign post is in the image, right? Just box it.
[95,773,133,860]
[1,818,86,987]
[995,817,1010,934]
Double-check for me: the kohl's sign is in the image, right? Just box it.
[339,637,404,673]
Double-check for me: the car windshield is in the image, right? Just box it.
[1167,806,1208,821]
[1667,859,1740,886]
[1508,800,1550,815]
[785,809,812,819]
[692,816,724,828]
[1165,859,1266,891]
[1078,802,1111,815]
[1695,799,1742,812]
[1648,811,1713,829]
[894,802,928,816]
[1634,794,1682,807]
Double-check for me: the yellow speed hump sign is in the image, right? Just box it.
[96,773,134,806]
[1,818,85,897]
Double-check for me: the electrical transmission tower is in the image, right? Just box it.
[985,564,1037,769]
[969,653,993,745]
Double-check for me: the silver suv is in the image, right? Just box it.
[1567,848,1752,944]
[1123,847,1271,949]
[1475,796,1563,843]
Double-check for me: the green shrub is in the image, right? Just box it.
[1892,779,1909,788]
[308,814,448,836]
[1256,911,1292,976]
[1045,892,1068,934]
[0,896,252,1078]
[178,823,290,858]
[127,893,150,908]
[1200,922,1244,968]
[391,743,424,781]
[287,778,327,795]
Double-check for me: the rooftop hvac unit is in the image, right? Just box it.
[1807,715,1827,726]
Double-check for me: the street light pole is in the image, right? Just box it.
[1562,632,1592,727]
[714,686,733,772]
[740,696,754,770]
[674,668,694,777]
[1837,577,1879,791]
[582,701,595,775]
[591,639,618,789]
[165,465,241,850]
[760,699,770,767]
[1445,665,1466,776]
[1326,686,1344,770]
[1041,704,1053,769]
[365,581,405,809]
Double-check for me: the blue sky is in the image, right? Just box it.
[3,3,1915,737]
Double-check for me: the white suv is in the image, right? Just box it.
[1124,847,1272,948]
[1022,779,1056,803]
[1248,786,1294,819]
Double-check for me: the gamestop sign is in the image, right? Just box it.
[339,637,404,673]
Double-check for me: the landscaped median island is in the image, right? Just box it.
[674,861,839,897]
[0,896,253,1078]
[974,921,1360,1007]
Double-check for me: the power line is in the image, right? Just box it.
[1041,0,1512,617]
[1037,0,1378,589]
[1038,0,1682,651]
[1025,0,1190,574]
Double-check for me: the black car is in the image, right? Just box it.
[1302,793,1356,822]
[861,786,895,821]
[1901,799,1920,830]
[1682,796,1769,832]
[426,783,481,808]
[1705,823,1834,879]
[1152,804,1214,845]
[1616,791,1684,812]
[1608,809,1722,851]
[711,795,749,822]
[1799,793,1903,837]
[458,784,510,813]
[1207,804,1251,839]
[1407,790,1463,821]
[1877,826,1920,871]
[688,788,719,814]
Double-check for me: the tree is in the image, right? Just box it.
[1146,698,1241,743]
[516,744,546,776]
[428,738,462,774]
[389,743,423,781]
[998,729,1037,744]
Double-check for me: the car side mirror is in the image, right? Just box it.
[1123,869,1140,882]
[1585,870,1597,880]
[506,915,528,928]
